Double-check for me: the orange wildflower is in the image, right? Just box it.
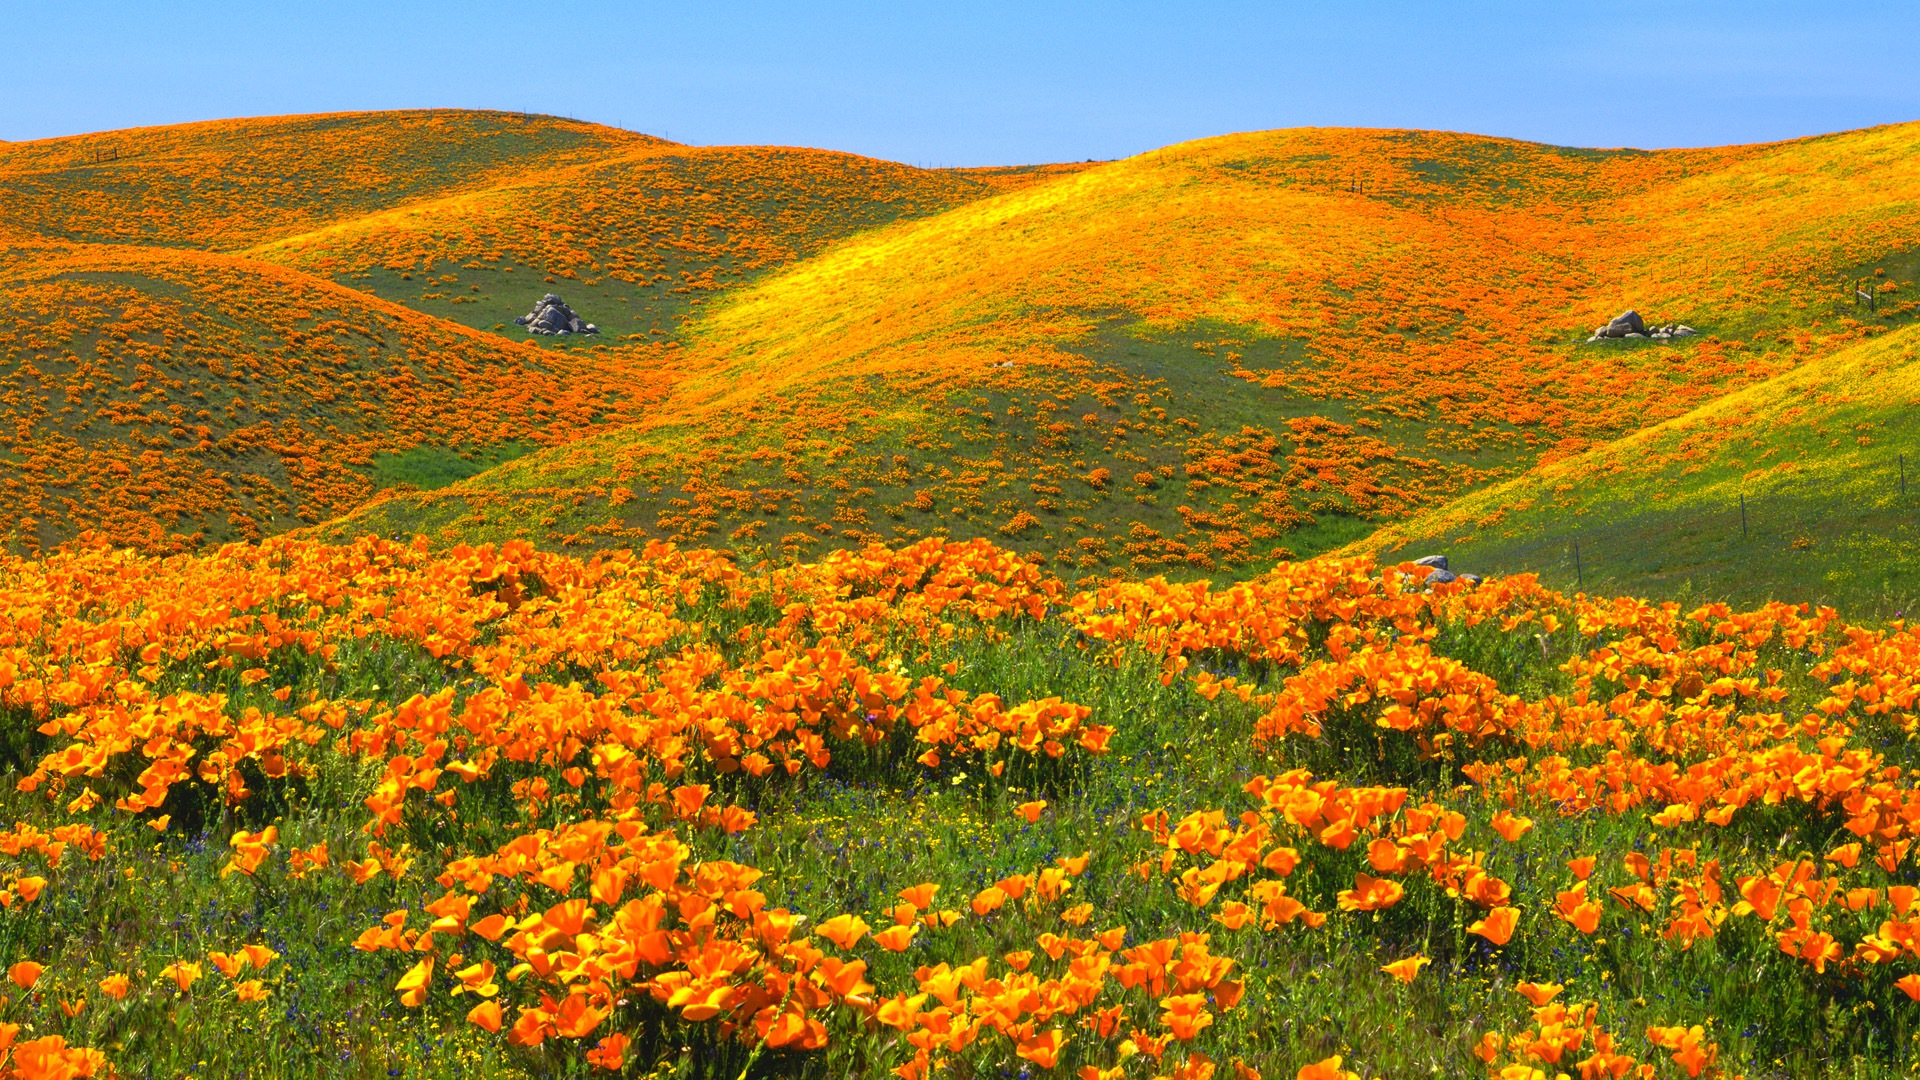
[816,914,871,950]
[395,958,434,1007]
[160,962,201,992]
[1380,955,1428,984]
[1296,1057,1358,1080]
[468,1000,504,1032]
[1514,981,1561,1006]
[1468,906,1519,946]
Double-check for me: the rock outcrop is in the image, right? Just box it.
[1409,553,1480,587]
[1587,309,1695,343]
[514,294,598,336]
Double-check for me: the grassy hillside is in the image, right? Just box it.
[0,241,673,552]
[333,123,1920,580]
[249,146,1083,340]
[1350,315,1920,617]
[0,111,1060,551]
[0,110,655,250]
[13,112,1920,596]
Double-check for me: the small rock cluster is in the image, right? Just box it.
[1412,554,1480,587]
[1587,309,1694,343]
[514,294,598,336]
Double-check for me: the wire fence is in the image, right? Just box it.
[1433,456,1920,614]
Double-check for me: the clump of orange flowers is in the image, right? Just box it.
[8,531,1920,1074]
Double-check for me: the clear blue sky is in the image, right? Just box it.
[4,1,1917,165]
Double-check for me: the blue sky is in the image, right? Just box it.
[4,2,1917,165]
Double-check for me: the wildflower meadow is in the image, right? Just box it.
[3,98,1919,1079]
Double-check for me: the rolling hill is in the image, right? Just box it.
[247,144,1083,339]
[0,111,1064,550]
[0,109,656,250]
[0,239,663,551]
[10,109,1920,610]
[331,122,1920,587]
[1350,316,1920,615]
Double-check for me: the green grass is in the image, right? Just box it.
[370,442,537,493]
[338,261,688,345]
[1382,488,1920,622]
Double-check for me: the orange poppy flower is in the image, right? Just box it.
[585,1033,629,1071]
[395,957,434,1007]
[1468,906,1519,946]
[1296,1056,1359,1080]
[1016,1028,1066,1069]
[1514,981,1561,1006]
[468,1000,504,1032]
[816,914,871,950]
[1380,955,1428,984]
[898,883,939,909]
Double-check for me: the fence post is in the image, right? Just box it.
[1573,539,1583,590]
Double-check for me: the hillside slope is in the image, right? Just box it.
[0,242,667,552]
[1350,319,1920,615]
[0,109,654,250]
[332,123,1920,576]
[247,144,1082,339]
[0,111,1059,550]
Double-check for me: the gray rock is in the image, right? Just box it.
[1424,568,1459,585]
[1673,325,1696,337]
[1606,310,1647,337]
[1413,554,1449,570]
[1625,332,1647,339]
[1459,573,1482,585]
[514,294,600,336]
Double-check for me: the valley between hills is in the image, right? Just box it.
[5,108,1917,614]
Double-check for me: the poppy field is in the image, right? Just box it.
[7,104,1920,1078]
[0,110,1053,554]
[4,533,1920,1077]
[332,122,1920,606]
